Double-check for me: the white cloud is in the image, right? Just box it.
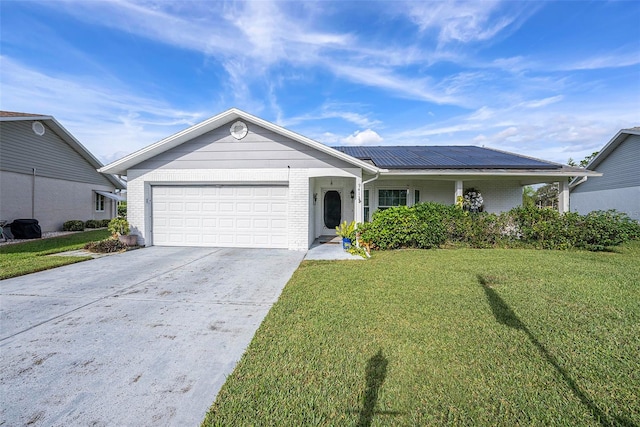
[407,1,537,44]
[520,95,564,108]
[283,103,381,128]
[342,129,383,145]
[328,63,463,105]
[0,56,205,164]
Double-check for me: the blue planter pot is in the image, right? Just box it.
[342,238,352,250]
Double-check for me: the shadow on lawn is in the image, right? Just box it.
[478,275,637,427]
[355,349,403,427]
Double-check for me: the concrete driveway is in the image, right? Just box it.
[0,247,304,426]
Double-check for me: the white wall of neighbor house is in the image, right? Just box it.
[0,170,115,232]
[571,186,640,221]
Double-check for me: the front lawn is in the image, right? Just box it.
[204,242,640,426]
[0,229,110,279]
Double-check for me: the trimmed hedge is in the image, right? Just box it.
[62,220,85,232]
[358,202,640,252]
[85,219,111,229]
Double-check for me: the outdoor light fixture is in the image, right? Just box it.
[350,189,355,200]
[313,193,318,205]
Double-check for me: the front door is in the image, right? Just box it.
[323,190,342,234]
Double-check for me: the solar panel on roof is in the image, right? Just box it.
[333,145,560,169]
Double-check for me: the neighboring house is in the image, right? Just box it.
[570,127,640,221]
[99,108,594,250]
[0,111,125,232]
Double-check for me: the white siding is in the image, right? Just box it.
[135,120,355,170]
[571,186,640,221]
[572,134,640,193]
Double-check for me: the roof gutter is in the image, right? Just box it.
[569,176,587,190]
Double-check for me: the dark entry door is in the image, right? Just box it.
[324,190,341,229]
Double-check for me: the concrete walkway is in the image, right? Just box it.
[304,238,366,261]
[0,247,304,426]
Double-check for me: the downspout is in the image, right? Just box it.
[357,172,379,257]
[361,172,380,221]
[362,172,380,186]
[32,168,36,218]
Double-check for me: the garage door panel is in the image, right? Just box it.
[152,185,288,248]
[271,202,287,213]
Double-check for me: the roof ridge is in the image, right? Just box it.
[0,110,49,118]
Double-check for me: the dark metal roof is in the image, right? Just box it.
[332,145,562,169]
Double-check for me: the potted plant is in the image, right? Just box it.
[335,220,356,250]
[108,217,136,246]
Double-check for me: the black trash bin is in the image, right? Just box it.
[10,219,42,239]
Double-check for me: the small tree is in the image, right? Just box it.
[535,183,559,209]
[522,186,536,207]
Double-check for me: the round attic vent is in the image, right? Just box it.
[230,120,248,140]
[32,121,45,136]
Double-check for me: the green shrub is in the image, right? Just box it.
[63,220,85,232]
[359,204,449,249]
[117,201,127,218]
[84,219,100,229]
[85,219,111,229]
[108,217,130,236]
[359,202,639,252]
[574,210,640,251]
[84,238,126,253]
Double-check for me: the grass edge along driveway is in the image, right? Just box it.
[0,229,110,279]
[204,241,640,426]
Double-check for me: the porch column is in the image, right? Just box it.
[558,180,569,213]
[354,175,363,223]
[455,180,464,204]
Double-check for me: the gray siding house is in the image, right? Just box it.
[100,108,594,250]
[0,111,125,232]
[570,127,640,220]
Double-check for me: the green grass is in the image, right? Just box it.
[204,242,640,426]
[0,229,110,279]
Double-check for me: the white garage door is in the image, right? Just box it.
[152,185,288,248]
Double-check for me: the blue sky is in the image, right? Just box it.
[1,1,639,165]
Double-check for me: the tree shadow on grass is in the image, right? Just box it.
[478,275,637,427]
[354,349,403,427]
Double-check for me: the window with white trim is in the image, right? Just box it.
[414,189,420,204]
[378,189,407,210]
[95,193,105,212]
[364,190,370,222]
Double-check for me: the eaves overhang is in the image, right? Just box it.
[380,167,601,177]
